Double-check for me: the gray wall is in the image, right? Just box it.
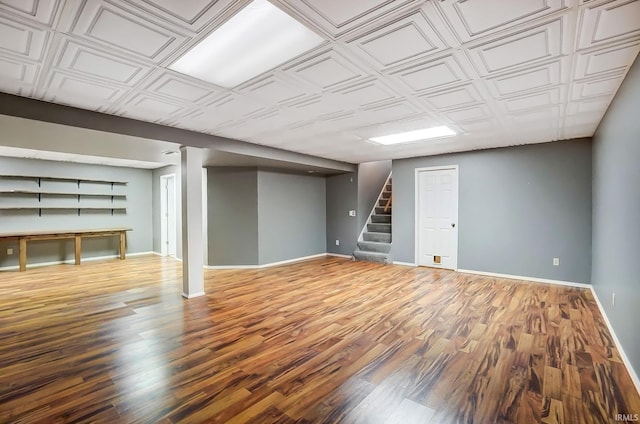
[357,160,392,233]
[152,165,182,257]
[392,139,592,283]
[592,56,640,374]
[207,168,259,266]
[326,172,358,255]
[0,157,153,268]
[257,170,326,264]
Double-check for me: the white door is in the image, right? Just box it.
[160,174,177,257]
[417,167,458,269]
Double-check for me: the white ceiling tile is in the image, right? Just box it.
[0,15,49,60]
[44,70,128,105]
[121,0,242,31]
[567,96,611,115]
[359,99,422,123]
[574,39,640,79]
[577,0,640,50]
[237,74,309,105]
[486,60,563,98]
[330,79,397,107]
[387,53,470,93]
[144,71,215,103]
[284,49,369,90]
[500,89,563,114]
[69,0,187,62]
[508,105,562,126]
[418,83,483,110]
[0,55,38,83]
[434,0,568,43]
[348,10,448,68]
[466,17,567,76]
[458,119,502,134]
[445,105,492,123]
[571,73,625,100]
[54,39,152,85]
[0,0,61,26]
[279,0,421,38]
[117,92,188,122]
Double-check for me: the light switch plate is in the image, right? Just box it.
[348,210,356,216]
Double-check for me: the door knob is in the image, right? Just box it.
[451,223,456,228]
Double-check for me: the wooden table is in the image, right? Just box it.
[0,228,132,271]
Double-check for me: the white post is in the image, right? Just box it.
[180,146,205,298]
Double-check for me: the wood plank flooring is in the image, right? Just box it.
[0,256,638,423]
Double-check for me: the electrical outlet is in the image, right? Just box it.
[612,292,616,306]
[553,258,560,266]
[335,240,340,246]
[348,210,356,217]
[7,248,13,255]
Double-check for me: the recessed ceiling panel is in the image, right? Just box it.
[0,55,38,83]
[285,50,368,90]
[0,16,49,60]
[70,0,187,62]
[574,40,640,79]
[144,72,214,103]
[237,75,309,105]
[0,0,61,26]
[434,0,567,42]
[419,84,482,110]
[55,39,152,85]
[500,87,562,113]
[466,18,566,76]
[331,79,396,107]
[118,92,188,122]
[571,74,624,100]
[280,0,420,38]
[45,71,127,104]
[349,11,447,67]
[388,53,470,93]
[487,61,562,98]
[122,0,240,31]
[577,0,640,50]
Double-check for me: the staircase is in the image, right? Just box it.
[353,176,392,264]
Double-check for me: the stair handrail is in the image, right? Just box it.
[383,196,392,213]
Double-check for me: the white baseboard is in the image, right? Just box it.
[0,251,155,271]
[206,253,327,270]
[589,287,640,396]
[457,269,591,289]
[393,261,417,267]
[327,253,352,259]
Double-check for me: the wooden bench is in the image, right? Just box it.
[0,228,132,271]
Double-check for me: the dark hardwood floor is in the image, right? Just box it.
[0,256,638,423]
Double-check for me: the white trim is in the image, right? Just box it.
[0,251,155,271]
[159,173,177,257]
[393,261,417,267]
[205,253,327,270]
[327,253,352,259]
[358,171,392,242]
[457,269,591,288]
[182,291,205,299]
[590,287,640,395]
[415,165,459,270]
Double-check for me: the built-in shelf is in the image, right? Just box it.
[0,175,128,216]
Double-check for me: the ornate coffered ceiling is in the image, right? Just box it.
[0,0,639,164]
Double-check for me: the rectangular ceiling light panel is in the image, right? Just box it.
[370,126,456,145]
[169,0,324,88]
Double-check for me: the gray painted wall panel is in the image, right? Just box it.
[392,139,592,283]
[0,157,153,268]
[326,172,358,255]
[592,56,640,375]
[207,168,259,265]
[257,171,326,264]
[357,161,392,233]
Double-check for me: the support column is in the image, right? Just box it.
[180,146,205,298]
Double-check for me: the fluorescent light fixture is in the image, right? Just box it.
[169,0,324,88]
[369,126,456,145]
